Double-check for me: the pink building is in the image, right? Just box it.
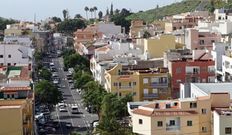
[185,28,221,50]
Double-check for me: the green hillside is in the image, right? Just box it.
[127,0,232,23]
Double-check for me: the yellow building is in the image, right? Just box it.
[129,93,231,135]
[105,64,171,101]
[144,35,176,58]
[0,99,33,135]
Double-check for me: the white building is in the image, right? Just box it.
[3,36,32,46]
[0,43,33,68]
[213,109,232,135]
[211,42,228,82]
[97,22,122,36]
[180,83,232,99]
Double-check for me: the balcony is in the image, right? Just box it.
[118,86,132,89]
[186,71,199,75]
[151,82,168,88]
[143,93,158,99]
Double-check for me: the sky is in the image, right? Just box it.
[0,0,179,21]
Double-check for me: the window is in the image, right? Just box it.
[119,82,121,88]
[129,82,132,87]
[176,67,182,74]
[7,63,11,66]
[14,63,16,66]
[143,89,148,95]
[139,119,143,124]
[190,102,197,108]
[187,121,192,126]
[202,127,207,132]
[0,63,3,66]
[133,82,136,86]
[152,89,158,94]
[143,78,148,84]
[113,82,118,86]
[8,55,11,58]
[0,55,3,58]
[202,109,207,114]
[211,40,215,43]
[225,127,232,134]
[199,40,205,45]
[170,120,175,126]
[157,121,163,127]
[11,94,14,99]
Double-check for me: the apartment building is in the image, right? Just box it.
[74,40,107,59]
[138,35,176,58]
[213,109,232,135]
[185,28,221,50]
[0,99,33,135]
[180,83,232,99]
[211,42,228,82]
[168,50,215,98]
[0,43,33,69]
[128,93,231,135]
[104,64,171,101]
[165,13,203,33]
[130,20,145,38]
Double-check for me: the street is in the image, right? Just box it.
[51,56,98,135]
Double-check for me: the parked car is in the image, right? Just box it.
[65,122,72,129]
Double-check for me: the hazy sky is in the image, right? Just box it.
[1,0,178,21]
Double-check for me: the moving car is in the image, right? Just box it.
[59,107,67,112]
[71,104,78,114]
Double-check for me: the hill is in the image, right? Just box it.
[127,0,232,23]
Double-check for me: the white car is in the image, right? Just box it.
[71,104,79,114]
[57,102,66,107]
[59,107,67,112]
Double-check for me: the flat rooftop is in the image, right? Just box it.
[192,83,232,98]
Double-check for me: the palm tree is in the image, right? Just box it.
[93,6,98,19]
[89,8,94,19]
[84,6,89,20]
[62,9,68,20]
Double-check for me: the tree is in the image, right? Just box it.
[35,80,62,105]
[110,8,132,34]
[74,72,93,89]
[93,6,98,19]
[89,8,94,19]
[110,3,114,16]
[98,11,103,20]
[114,9,120,15]
[106,8,109,16]
[84,6,89,20]
[39,68,52,80]
[52,17,62,22]
[57,19,86,34]
[62,9,68,20]
[143,31,151,38]
[74,14,82,19]
[82,81,107,118]
[96,94,121,134]
[96,93,133,134]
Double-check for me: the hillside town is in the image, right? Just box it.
[0,0,232,135]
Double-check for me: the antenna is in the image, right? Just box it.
[34,13,36,24]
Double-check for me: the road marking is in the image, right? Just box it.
[56,107,64,134]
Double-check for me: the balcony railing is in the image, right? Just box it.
[186,71,199,75]
[118,86,133,89]
[151,82,168,88]
[143,93,158,99]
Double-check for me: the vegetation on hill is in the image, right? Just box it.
[127,0,232,23]
[127,0,201,22]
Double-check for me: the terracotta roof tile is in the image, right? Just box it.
[1,86,31,92]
